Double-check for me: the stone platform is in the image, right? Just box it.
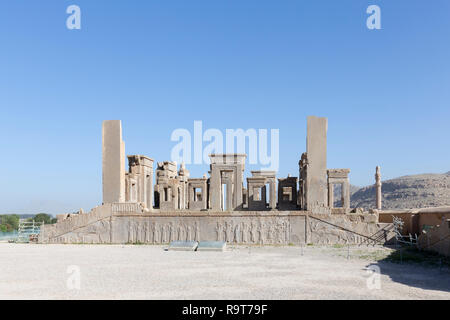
[39,204,395,245]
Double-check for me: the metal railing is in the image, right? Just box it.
[309,215,393,245]
[392,216,418,246]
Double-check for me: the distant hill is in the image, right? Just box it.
[350,172,450,210]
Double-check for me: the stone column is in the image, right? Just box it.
[269,180,277,209]
[234,164,244,210]
[145,171,153,210]
[342,181,350,210]
[102,120,125,204]
[306,116,328,210]
[210,166,221,211]
[226,181,233,211]
[262,185,267,205]
[328,183,334,208]
[375,166,382,210]
[189,186,194,203]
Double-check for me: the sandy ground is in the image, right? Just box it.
[0,243,449,300]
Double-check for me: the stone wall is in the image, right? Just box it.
[110,215,303,245]
[379,207,450,235]
[39,204,113,243]
[418,218,450,257]
[307,214,392,245]
[40,205,393,245]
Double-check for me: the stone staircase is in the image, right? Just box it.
[39,204,113,243]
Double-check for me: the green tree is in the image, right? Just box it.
[0,214,20,232]
[33,213,54,225]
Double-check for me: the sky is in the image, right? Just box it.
[0,0,449,214]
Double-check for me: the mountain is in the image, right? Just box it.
[350,172,450,210]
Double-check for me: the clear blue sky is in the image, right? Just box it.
[1,0,449,214]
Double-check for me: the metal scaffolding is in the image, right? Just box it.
[16,219,43,243]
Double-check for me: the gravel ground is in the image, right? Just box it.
[0,243,449,300]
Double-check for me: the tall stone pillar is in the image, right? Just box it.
[375,166,382,210]
[102,120,125,204]
[234,166,244,209]
[226,180,233,211]
[342,181,350,210]
[269,179,277,209]
[306,116,328,210]
[210,165,221,211]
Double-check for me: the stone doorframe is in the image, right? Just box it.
[209,154,246,211]
[188,178,208,210]
[327,169,350,210]
[247,170,277,210]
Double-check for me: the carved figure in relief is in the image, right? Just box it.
[250,221,258,243]
[215,222,224,241]
[225,222,233,242]
[234,223,241,243]
[242,222,249,243]
[153,223,159,243]
[187,225,193,241]
[195,222,200,241]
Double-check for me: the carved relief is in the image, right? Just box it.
[122,221,205,244]
[213,218,291,244]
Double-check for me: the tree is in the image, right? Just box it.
[33,213,54,225]
[0,214,20,232]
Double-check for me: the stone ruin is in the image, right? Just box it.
[39,116,395,245]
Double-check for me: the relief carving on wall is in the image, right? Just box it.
[309,219,368,245]
[127,220,201,244]
[215,218,290,244]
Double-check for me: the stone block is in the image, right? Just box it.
[197,241,226,252]
[168,241,199,251]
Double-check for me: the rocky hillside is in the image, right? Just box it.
[350,172,450,210]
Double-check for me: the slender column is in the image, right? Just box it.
[375,166,382,210]
[226,181,233,211]
[262,185,267,204]
[342,182,350,209]
[210,167,221,210]
[269,180,276,209]
[235,166,243,209]
[146,174,152,210]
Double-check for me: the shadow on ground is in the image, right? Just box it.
[368,245,450,293]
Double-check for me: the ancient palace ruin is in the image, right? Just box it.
[39,116,395,245]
